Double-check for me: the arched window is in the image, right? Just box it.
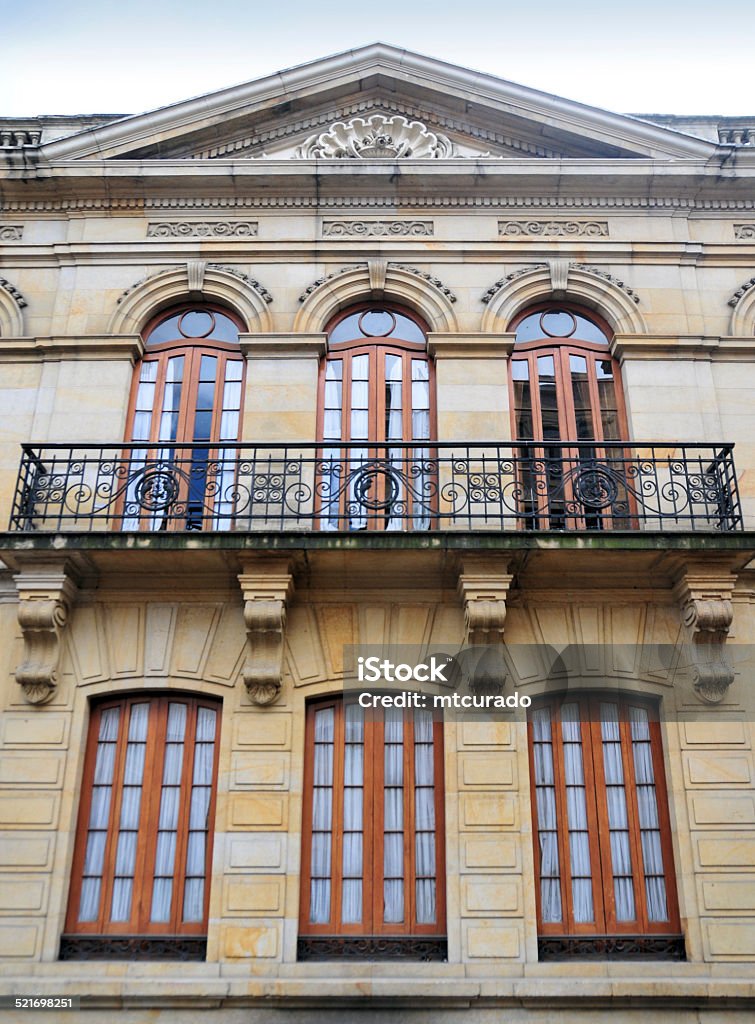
[318,304,434,530]
[124,305,245,530]
[509,305,629,529]
[62,694,221,960]
[299,698,446,959]
[528,693,682,960]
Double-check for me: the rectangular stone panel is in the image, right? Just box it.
[683,721,747,746]
[1,716,67,747]
[462,879,521,916]
[686,755,752,786]
[460,793,517,829]
[233,714,291,749]
[0,924,38,957]
[705,922,755,956]
[466,924,521,958]
[230,752,289,790]
[696,838,755,868]
[460,721,512,748]
[0,835,54,870]
[702,881,755,912]
[459,754,515,788]
[0,794,58,828]
[223,878,284,915]
[229,795,286,830]
[222,924,279,958]
[0,878,46,913]
[227,837,284,872]
[0,755,63,787]
[691,796,755,827]
[462,838,520,872]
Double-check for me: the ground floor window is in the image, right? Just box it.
[298,697,446,960]
[61,694,220,961]
[529,693,684,960]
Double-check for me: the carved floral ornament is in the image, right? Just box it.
[296,115,457,159]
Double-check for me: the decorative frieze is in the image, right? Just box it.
[296,114,457,159]
[6,195,755,213]
[146,221,258,237]
[0,225,23,241]
[0,276,27,307]
[238,559,295,706]
[322,220,433,237]
[499,220,608,238]
[733,224,755,239]
[673,562,737,704]
[13,560,80,705]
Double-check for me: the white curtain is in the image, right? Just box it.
[341,703,364,923]
[630,706,668,922]
[149,704,186,924]
[309,707,334,924]
[561,703,594,923]
[383,709,405,923]
[601,703,636,922]
[110,704,148,923]
[79,707,120,922]
[532,708,562,923]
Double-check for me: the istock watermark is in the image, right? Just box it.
[342,642,755,722]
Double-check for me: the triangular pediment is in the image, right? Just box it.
[40,44,716,163]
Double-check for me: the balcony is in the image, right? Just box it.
[8,441,743,535]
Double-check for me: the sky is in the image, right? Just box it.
[2,0,755,119]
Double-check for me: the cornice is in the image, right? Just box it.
[0,335,143,361]
[5,194,755,215]
[612,334,755,361]
[240,334,327,358]
[428,333,515,358]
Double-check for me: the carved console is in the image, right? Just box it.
[13,560,80,705]
[457,555,514,695]
[237,557,295,706]
[673,560,737,704]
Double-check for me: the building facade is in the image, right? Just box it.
[0,43,754,1022]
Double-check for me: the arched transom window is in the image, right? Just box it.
[318,305,434,530]
[124,305,245,530]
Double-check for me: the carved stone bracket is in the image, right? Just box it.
[673,561,737,704]
[238,558,294,706]
[457,556,514,696]
[13,561,80,705]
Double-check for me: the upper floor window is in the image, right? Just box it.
[62,694,221,960]
[299,699,446,960]
[318,304,434,530]
[509,304,630,529]
[124,305,246,530]
[528,694,682,960]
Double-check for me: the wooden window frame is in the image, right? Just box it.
[65,694,221,939]
[299,697,447,940]
[528,693,680,940]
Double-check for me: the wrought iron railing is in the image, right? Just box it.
[8,441,743,533]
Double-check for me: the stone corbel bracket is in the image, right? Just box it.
[673,561,737,704]
[13,562,80,705]
[457,556,514,695]
[238,559,295,706]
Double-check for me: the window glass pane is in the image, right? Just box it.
[538,355,560,442]
[515,309,609,345]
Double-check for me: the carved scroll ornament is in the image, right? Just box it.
[14,566,79,705]
[238,563,294,705]
[673,564,737,704]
